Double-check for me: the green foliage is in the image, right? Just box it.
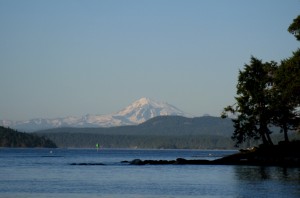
[270,50,300,141]
[223,57,276,146]
[0,126,56,148]
[223,15,300,147]
[277,49,300,106]
[288,15,300,41]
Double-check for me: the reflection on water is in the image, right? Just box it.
[234,166,300,197]
[234,165,300,181]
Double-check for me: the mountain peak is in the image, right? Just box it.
[132,97,153,107]
[137,97,152,103]
[115,97,191,123]
[131,97,164,108]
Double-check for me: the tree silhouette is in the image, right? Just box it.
[288,15,300,41]
[272,50,300,142]
[223,15,300,146]
[222,57,276,146]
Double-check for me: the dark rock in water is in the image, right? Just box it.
[145,159,175,165]
[128,158,211,165]
[130,159,145,165]
[175,158,186,164]
[174,158,210,164]
[127,141,300,167]
[70,163,106,166]
[129,159,175,165]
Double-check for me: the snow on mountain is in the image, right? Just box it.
[115,97,190,123]
[0,97,192,132]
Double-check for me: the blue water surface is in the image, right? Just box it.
[0,148,299,198]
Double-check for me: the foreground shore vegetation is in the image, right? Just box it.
[213,15,300,166]
[222,15,300,147]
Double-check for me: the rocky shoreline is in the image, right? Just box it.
[125,141,300,167]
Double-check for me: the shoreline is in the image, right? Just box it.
[126,141,300,167]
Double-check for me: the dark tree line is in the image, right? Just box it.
[222,15,300,147]
[0,126,56,148]
[41,132,236,149]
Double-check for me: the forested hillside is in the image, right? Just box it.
[0,126,56,148]
[40,133,235,149]
[37,116,234,136]
[34,116,236,149]
[35,115,299,149]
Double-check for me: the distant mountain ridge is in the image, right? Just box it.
[37,115,233,137]
[0,98,192,132]
[35,115,235,149]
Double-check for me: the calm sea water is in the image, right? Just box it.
[0,148,299,198]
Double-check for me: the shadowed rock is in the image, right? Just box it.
[70,163,106,166]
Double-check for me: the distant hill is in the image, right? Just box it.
[138,115,233,136]
[0,126,57,148]
[36,116,234,136]
[35,116,236,149]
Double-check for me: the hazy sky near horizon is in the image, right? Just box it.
[0,0,299,121]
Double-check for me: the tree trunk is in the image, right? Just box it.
[261,132,269,145]
[283,124,289,142]
[265,132,273,145]
[260,123,273,145]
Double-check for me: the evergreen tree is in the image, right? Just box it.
[222,15,300,146]
[272,50,300,141]
[270,15,300,140]
[222,57,276,146]
[288,15,300,41]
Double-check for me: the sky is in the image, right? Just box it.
[0,0,299,121]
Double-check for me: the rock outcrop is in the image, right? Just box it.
[126,141,300,167]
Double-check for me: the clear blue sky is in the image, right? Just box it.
[0,0,299,121]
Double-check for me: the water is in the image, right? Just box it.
[0,148,299,198]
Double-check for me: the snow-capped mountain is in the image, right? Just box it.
[0,98,192,132]
[114,97,190,123]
